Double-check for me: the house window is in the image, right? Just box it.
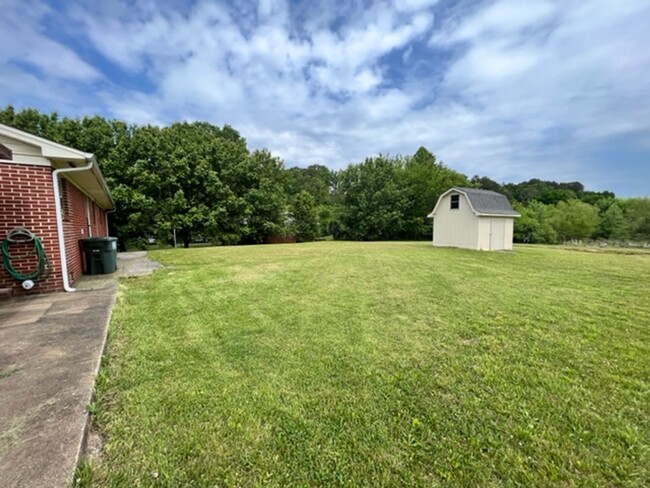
[450,194,460,209]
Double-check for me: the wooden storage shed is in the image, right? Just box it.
[428,187,520,251]
[0,124,114,296]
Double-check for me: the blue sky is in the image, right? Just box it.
[1,0,649,197]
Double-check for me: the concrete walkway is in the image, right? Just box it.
[0,252,159,488]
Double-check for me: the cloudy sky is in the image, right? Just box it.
[1,0,649,196]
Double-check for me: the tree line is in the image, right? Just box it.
[1,106,648,247]
[469,176,650,243]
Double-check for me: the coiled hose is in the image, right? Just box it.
[1,227,51,282]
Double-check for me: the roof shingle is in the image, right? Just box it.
[453,187,519,216]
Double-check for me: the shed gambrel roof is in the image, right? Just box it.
[428,187,520,217]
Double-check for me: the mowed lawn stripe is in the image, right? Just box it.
[87,242,650,487]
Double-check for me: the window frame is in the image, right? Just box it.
[450,194,460,210]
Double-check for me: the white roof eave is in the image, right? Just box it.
[0,123,92,160]
[428,188,475,217]
[0,123,114,209]
[427,188,519,218]
[477,213,521,218]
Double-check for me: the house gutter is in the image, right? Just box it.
[52,158,95,292]
[477,213,521,218]
[89,156,115,210]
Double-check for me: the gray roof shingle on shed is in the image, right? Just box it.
[452,187,520,216]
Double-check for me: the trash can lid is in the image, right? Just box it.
[80,236,117,241]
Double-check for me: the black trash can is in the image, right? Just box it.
[80,237,118,275]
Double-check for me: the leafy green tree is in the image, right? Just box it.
[240,150,288,244]
[548,200,600,241]
[284,164,334,237]
[580,191,616,207]
[110,124,165,246]
[336,156,408,240]
[513,201,557,244]
[513,202,536,243]
[538,188,577,205]
[290,191,318,242]
[5,104,640,249]
[470,175,503,193]
[0,105,15,125]
[597,203,627,239]
[502,178,614,207]
[159,122,255,247]
[620,198,650,241]
[285,165,333,204]
[316,205,334,236]
[402,147,468,239]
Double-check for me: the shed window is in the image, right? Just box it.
[450,194,460,209]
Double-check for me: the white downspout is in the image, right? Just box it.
[52,159,94,292]
[85,196,92,237]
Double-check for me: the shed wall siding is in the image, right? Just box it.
[432,192,479,249]
[477,218,491,250]
[0,163,63,295]
[504,219,514,251]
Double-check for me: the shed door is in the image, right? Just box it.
[489,219,505,250]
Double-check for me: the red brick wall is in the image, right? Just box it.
[0,163,109,296]
[0,163,62,295]
[62,180,109,286]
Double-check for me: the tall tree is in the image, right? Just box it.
[513,201,557,244]
[402,147,468,239]
[597,203,627,240]
[290,191,318,242]
[336,156,408,241]
[620,198,650,241]
[240,150,288,244]
[285,164,333,205]
[470,175,503,193]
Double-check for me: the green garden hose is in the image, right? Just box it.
[1,229,51,282]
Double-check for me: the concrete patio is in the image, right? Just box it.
[0,252,160,488]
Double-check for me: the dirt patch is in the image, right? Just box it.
[82,424,103,462]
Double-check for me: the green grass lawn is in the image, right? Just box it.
[85,242,649,487]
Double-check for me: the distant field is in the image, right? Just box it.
[84,242,650,486]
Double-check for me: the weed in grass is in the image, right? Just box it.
[0,368,21,380]
[72,460,94,488]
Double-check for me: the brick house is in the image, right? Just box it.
[0,124,114,296]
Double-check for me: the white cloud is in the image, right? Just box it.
[89,0,650,193]
[0,0,100,82]
[1,0,649,195]
[69,0,437,131]
[426,0,650,189]
[393,0,440,13]
[435,0,558,45]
